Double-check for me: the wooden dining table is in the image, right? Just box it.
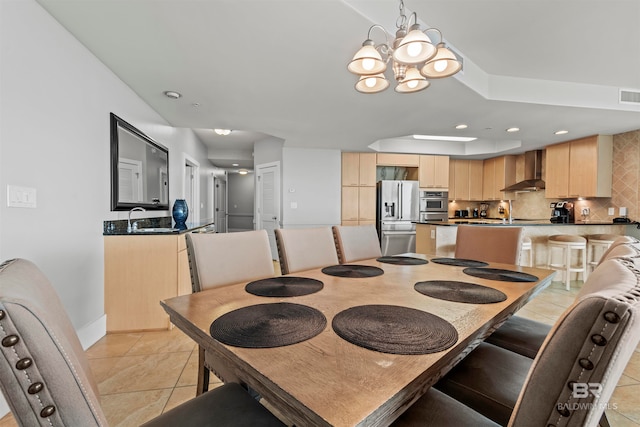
[160,254,555,427]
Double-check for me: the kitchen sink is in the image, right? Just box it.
[133,227,178,233]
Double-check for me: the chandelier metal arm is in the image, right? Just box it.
[424,27,444,45]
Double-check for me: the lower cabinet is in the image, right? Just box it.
[104,234,192,332]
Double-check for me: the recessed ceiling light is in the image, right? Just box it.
[455,124,468,130]
[506,127,520,132]
[163,90,181,99]
[554,130,569,135]
[413,134,477,142]
[232,163,239,167]
[214,129,232,136]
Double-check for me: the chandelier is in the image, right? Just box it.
[347,0,462,94]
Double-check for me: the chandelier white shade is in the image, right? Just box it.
[421,43,463,78]
[347,1,461,94]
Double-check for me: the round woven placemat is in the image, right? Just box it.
[376,256,428,265]
[431,258,489,267]
[322,264,384,278]
[414,280,507,304]
[332,305,458,355]
[245,276,324,297]
[210,303,326,348]
[463,267,538,282]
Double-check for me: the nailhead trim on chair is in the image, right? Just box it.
[0,262,66,424]
[546,257,640,426]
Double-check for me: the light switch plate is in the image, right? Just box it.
[7,185,36,208]
[608,207,615,215]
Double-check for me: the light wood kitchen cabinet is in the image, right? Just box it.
[419,155,449,189]
[482,155,516,200]
[449,159,484,200]
[376,153,420,167]
[105,234,192,332]
[341,152,377,225]
[545,135,613,198]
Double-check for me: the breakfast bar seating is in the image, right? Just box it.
[547,234,588,290]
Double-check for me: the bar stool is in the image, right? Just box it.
[586,234,619,273]
[547,234,587,290]
[520,236,533,267]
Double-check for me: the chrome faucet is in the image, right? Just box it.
[128,207,146,233]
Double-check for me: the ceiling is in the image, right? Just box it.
[36,0,640,170]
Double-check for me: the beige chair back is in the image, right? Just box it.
[455,225,523,264]
[598,235,640,265]
[185,230,275,292]
[509,256,640,426]
[0,259,108,426]
[275,227,339,274]
[332,225,382,263]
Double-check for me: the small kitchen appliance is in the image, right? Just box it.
[479,203,489,218]
[550,201,574,223]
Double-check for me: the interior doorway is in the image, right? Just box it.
[184,155,200,224]
[256,162,281,260]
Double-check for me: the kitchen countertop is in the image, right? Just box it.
[417,219,622,226]
[103,216,215,235]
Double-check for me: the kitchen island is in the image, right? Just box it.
[415,220,627,269]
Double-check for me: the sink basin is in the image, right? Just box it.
[134,227,178,233]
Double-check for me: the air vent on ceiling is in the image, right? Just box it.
[619,89,640,104]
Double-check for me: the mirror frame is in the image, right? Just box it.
[110,113,170,211]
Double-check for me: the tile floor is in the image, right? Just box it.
[1,279,639,426]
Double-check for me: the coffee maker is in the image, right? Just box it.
[479,203,489,218]
[550,201,574,223]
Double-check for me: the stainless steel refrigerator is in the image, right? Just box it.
[376,180,420,256]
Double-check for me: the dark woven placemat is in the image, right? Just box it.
[463,267,539,282]
[332,305,458,355]
[431,258,489,267]
[210,303,326,348]
[245,276,324,297]
[376,256,428,265]
[322,264,384,278]
[415,280,507,304]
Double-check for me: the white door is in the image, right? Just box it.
[256,162,280,260]
[184,156,200,223]
[118,158,143,202]
[214,176,227,233]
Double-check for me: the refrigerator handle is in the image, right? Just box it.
[399,182,403,219]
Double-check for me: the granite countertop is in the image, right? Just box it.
[103,216,215,235]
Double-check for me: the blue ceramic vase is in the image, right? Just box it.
[172,199,189,230]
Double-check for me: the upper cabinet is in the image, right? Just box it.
[419,155,449,189]
[376,153,420,167]
[545,135,613,198]
[449,159,484,201]
[482,155,516,200]
[341,152,376,186]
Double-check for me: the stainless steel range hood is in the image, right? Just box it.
[501,150,545,192]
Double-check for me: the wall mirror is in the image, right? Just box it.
[110,113,169,211]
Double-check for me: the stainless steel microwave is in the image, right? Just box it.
[419,191,448,212]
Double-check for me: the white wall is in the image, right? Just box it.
[0,1,212,344]
[281,147,341,228]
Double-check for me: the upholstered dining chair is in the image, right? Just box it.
[395,256,640,427]
[185,230,275,395]
[486,235,640,359]
[0,258,284,427]
[275,227,339,274]
[454,225,523,265]
[332,224,382,264]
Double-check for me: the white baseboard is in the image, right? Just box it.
[77,314,107,350]
[0,315,107,419]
